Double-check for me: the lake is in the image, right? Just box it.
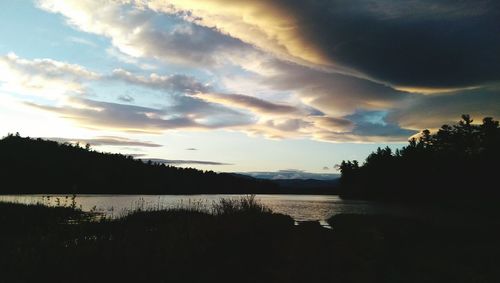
[0,194,423,227]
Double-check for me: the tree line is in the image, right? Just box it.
[0,134,278,194]
[339,115,500,199]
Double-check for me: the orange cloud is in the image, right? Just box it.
[147,0,331,67]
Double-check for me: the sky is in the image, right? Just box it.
[0,0,499,175]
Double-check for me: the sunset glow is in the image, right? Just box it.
[1,0,498,174]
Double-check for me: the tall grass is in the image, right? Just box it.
[212,195,272,215]
[0,194,274,223]
[116,195,273,222]
[123,194,272,217]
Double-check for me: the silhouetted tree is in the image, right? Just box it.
[0,134,279,194]
[339,115,500,199]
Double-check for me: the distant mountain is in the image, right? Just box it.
[232,172,340,195]
[0,134,278,195]
[242,170,340,181]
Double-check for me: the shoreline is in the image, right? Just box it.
[2,200,500,282]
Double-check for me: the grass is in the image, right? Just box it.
[1,198,500,282]
[212,194,272,215]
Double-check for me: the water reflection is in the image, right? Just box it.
[0,194,413,223]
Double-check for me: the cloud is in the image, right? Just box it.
[0,52,98,98]
[207,57,414,141]
[38,0,250,67]
[25,97,252,133]
[108,67,375,142]
[26,98,195,133]
[147,0,332,67]
[111,68,210,94]
[312,131,411,143]
[0,53,254,135]
[233,110,415,142]
[106,47,157,70]
[2,53,415,142]
[43,0,499,90]
[149,0,500,89]
[117,94,134,102]
[389,86,500,130]
[304,110,417,143]
[67,36,97,47]
[109,68,320,120]
[47,136,162,147]
[263,119,311,132]
[28,1,499,144]
[352,119,416,138]
[110,59,409,141]
[199,92,304,116]
[216,56,411,118]
[166,95,254,127]
[144,158,231,166]
[313,116,354,132]
[255,59,412,116]
[345,110,417,138]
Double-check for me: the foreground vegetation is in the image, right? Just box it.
[339,115,500,199]
[2,198,500,283]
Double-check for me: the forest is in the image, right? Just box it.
[339,115,500,199]
[0,134,279,194]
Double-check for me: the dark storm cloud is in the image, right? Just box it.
[165,0,500,88]
[269,0,500,88]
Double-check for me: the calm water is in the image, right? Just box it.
[0,194,420,225]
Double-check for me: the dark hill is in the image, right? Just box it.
[0,134,278,194]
